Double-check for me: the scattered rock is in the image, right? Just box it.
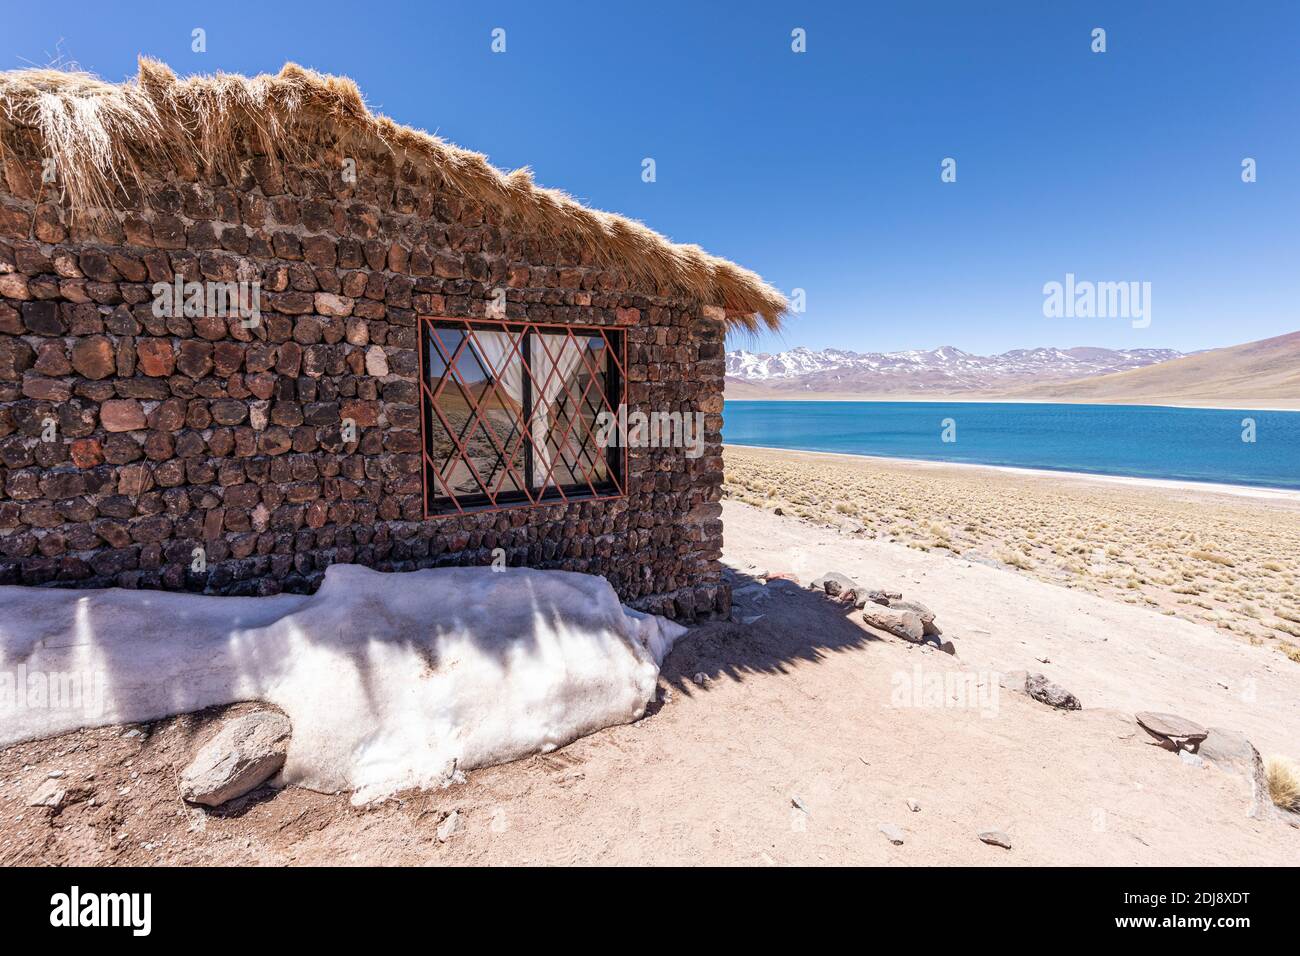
[27,778,90,810]
[906,798,921,813]
[889,598,942,637]
[27,779,66,808]
[1135,712,1208,752]
[849,588,899,609]
[811,571,859,597]
[437,810,461,842]
[1179,750,1206,769]
[936,639,957,656]
[978,830,1012,849]
[692,672,709,685]
[861,605,925,643]
[791,794,809,814]
[180,710,292,808]
[879,823,906,845]
[1025,673,1082,711]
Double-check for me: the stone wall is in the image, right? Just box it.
[0,132,728,619]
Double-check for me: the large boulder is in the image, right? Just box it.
[181,711,292,807]
[861,605,925,643]
[1199,727,1276,820]
[1025,673,1081,711]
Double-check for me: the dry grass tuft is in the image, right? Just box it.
[0,59,785,331]
[1265,756,1300,811]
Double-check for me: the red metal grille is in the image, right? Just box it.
[418,317,627,516]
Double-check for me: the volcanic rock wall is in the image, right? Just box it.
[0,133,727,618]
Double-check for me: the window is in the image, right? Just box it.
[419,318,626,515]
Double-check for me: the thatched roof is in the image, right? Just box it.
[0,59,785,332]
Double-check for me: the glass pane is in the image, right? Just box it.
[425,324,526,503]
[529,332,609,490]
[466,330,527,497]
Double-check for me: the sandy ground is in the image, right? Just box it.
[725,445,1300,662]
[3,487,1298,865]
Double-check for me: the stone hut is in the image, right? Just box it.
[0,61,784,619]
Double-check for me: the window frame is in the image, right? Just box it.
[417,316,627,518]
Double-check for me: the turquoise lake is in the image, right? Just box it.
[721,401,1300,491]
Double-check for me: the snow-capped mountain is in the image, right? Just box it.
[725,345,1185,394]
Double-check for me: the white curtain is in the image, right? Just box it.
[529,334,586,487]
[463,331,525,492]
[467,331,524,410]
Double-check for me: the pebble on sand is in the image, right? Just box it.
[978,830,1012,849]
[879,823,906,845]
[437,810,462,842]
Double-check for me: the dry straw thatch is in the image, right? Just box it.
[0,58,784,331]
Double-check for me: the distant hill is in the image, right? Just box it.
[1004,331,1300,407]
[725,345,1184,396]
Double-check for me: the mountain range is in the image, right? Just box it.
[726,345,1185,394]
[1007,331,1300,406]
[725,332,1300,408]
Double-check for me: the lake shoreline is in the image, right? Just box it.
[723,442,1300,501]
[723,393,1300,413]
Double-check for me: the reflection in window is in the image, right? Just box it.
[425,328,527,500]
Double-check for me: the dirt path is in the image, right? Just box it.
[3,500,1298,865]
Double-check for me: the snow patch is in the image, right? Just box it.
[0,565,687,804]
[726,345,1185,384]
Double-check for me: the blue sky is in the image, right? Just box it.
[3,1,1297,355]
